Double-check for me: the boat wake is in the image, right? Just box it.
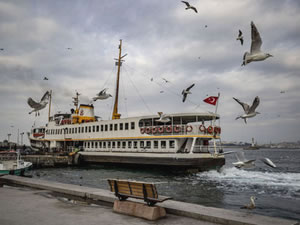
[195,167,300,199]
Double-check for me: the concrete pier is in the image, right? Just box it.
[0,175,298,225]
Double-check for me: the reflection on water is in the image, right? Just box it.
[31,148,300,221]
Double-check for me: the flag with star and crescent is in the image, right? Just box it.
[203,96,219,105]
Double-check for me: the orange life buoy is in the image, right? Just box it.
[145,127,152,134]
[140,127,145,134]
[186,125,193,132]
[207,126,213,134]
[166,125,172,133]
[199,125,206,133]
[152,126,158,134]
[174,125,181,133]
[158,126,164,133]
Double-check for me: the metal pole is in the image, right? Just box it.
[20,132,24,145]
[213,93,220,155]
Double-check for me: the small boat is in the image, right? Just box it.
[0,151,33,176]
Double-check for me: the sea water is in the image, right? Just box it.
[31,148,300,221]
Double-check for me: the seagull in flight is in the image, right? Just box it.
[182,83,195,102]
[236,29,243,45]
[233,96,260,123]
[280,90,285,94]
[162,78,171,83]
[241,196,257,210]
[0,48,4,51]
[229,151,276,169]
[181,1,198,13]
[242,21,273,66]
[155,112,171,123]
[66,48,72,50]
[43,77,48,80]
[93,88,112,101]
[27,91,50,116]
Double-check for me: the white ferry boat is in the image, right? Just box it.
[28,40,225,171]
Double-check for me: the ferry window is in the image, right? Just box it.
[169,140,175,148]
[85,126,88,133]
[125,123,129,130]
[91,142,94,148]
[140,141,144,148]
[99,142,102,148]
[103,142,106,148]
[146,141,151,148]
[69,128,72,134]
[84,142,86,147]
[131,122,135,129]
[101,125,104,132]
[89,126,91,133]
[173,117,181,125]
[114,124,118,131]
[154,141,158,149]
[110,124,113,131]
[88,142,90,148]
[78,127,81,133]
[134,141,138,149]
[108,142,111,148]
[72,128,74,134]
[75,128,77,134]
[81,127,84,133]
[122,142,126,148]
[138,121,143,127]
[96,125,99,132]
[105,124,108,131]
[117,141,121,148]
[93,126,95,132]
[95,142,98,148]
[120,123,123,130]
[161,141,166,149]
[128,141,132,148]
[112,142,116,148]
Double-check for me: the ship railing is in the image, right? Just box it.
[140,124,221,137]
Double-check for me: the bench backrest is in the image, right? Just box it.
[107,179,158,199]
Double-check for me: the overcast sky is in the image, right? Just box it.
[1,0,300,145]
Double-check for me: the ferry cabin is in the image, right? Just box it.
[29,104,222,155]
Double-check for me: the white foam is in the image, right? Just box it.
[196,167,300,192]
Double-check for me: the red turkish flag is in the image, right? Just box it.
[203,96,219,105]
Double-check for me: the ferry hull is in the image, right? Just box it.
[78,152,225,171]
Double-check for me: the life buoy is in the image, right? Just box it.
[166,125,172,133]
[158,126,164,133]
[199,125,206,133]
[207,126,213,134]
[152,126,158,134]
[140,127,145,134]
[214,126,219,134]
[145,127,152,134]
[174,125,181,133]
[186,125,193,132]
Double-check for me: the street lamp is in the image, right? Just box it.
[20,132,24,146]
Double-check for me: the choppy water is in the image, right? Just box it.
[30,148,300,221]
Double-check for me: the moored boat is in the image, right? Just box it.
[0,151,33,176]
[28,40,225,171]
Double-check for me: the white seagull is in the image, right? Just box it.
[237,29,244,45]
[93,88,112,101]
[181,1,198,13]
[155,112,171,123]
[241,196,257,210]
[229,151,276,169]
[233,96,260,124]
[242,21,273,66]
[182,83,195,102]
[27,91,50,116]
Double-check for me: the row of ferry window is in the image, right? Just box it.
[46,122,136,135]
[84,140,175,149]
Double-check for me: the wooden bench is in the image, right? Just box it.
[107,179,171,206]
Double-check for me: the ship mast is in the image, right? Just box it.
[112,39,125,120]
